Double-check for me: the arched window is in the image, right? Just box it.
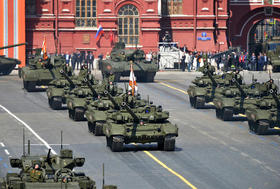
[118,4,139,45]
[75,0,96,27]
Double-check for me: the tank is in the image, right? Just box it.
[66,77,113,121]
[0,43,26,75]
[46,68,95,110]
[21,55,66,92]
[100,42,158,82]
[187,63,242,108]
[85,90,144,136]
[213,78,276,121]
[245,89,280,135]
[103,101,178,152]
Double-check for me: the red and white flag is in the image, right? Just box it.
[41,36,48,60]
[129,63,138,96]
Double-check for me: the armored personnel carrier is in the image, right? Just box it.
[246,88,280,135]
[47,67,95,110]
[214,78,276,121]
[21,55,66,92]
[0,43,26,75]
[103,101,178,152]
[100,42,158,82]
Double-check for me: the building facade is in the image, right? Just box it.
[23,0,280,57]
[25,0,229,56]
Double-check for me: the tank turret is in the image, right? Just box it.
[60,69,76,89]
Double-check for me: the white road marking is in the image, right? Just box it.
[0,105,57,155]
[26,144,70,146]
[4,149,10,155]
[0,142,5,147]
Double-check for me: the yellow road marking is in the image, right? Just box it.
[274,127,280,130]
[144,150,198,189]
[155,80,188,95]
[41,86,47,89]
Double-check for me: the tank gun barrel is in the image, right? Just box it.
[210,47,238,59]
[104,90,120,109]
[59,70,76,89]
[205,68,217,87]
[121,102,140,122]
[232,78,247,97]
[84,78,99,97]
[0,42,27,50]
[270,89,280,108]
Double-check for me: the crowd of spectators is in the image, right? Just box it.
[178,48,271,72]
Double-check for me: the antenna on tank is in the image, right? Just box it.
[28,140,30,155]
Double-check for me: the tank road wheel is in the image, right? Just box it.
[254,120,269,135]
[110,136,124,152]
[50,97,62,110]
[221,108,233,121]
[24,81,36,92]
[163,135,176,151]
[194,96,205,109]
[73,108,85,121]
[145,72,155,82]
[157,141,164,150]
[88,122,95,133]
[94,121,104,136]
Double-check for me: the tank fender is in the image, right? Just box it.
[161,122,178,136]
[104,123,125,137]
[246,109,271,122]
[85,110,106,122]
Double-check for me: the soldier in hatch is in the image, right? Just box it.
[30,163,44,182]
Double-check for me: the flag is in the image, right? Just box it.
[95,25,104,42]
[41,36,48,60]
[110,32,114,44]
[129,63,138,96]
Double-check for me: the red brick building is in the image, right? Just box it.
[24,0,280,57]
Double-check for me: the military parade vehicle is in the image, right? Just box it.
[21,55,66,92]
[103,101,178,152]
[245,88,280,135]
[100,42,158,82]
[85,82,125,136]
[66,75,116,121]
[263,37,280,72]
[213,78,276,121]
[0,137,117,189]
[0,43,26,75]
[46,66,95,110]
[86,88,145,136]
[188,63,243,108]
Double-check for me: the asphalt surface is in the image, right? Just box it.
[0,70,280,189]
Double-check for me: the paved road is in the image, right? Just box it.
[0,71,280,189]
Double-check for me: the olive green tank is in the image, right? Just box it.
[100,42,158,82]
[187,63,243,108]
[213,78,276,121]
[103,100,178,152]
[46,67,95,110]
[0,43,26,75]
[21,55,66,92]
[246,88,280,135]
